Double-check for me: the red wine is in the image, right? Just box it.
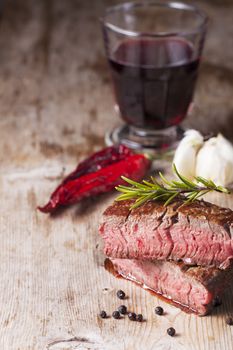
[109,38,199,129]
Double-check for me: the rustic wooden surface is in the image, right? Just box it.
[0,1,233,349]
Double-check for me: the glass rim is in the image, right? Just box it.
[102,1,208,38]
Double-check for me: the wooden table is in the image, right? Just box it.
[0,1,233,349]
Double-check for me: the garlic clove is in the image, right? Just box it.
[216,134,233,164]
[196,133,233,186]
[173,129,204,180]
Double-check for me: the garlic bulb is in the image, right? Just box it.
[173,129,204,180]
[196,134,233,186]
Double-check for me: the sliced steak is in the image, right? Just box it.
[110,258,232,315]
[99,199,233,269]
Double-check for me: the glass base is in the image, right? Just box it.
[105,124,184,154]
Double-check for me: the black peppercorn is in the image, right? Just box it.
[155,306,164,316]
[128,312,136,321]
[118,305,127,315]
[167,327,176,336]
[112,310,121,319]
[117,290,126,300]
[136,314,143,322]
[99,310,107,319]
[226,317,233,325]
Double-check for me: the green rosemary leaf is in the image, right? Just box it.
[216,186,231,194]
[194,190,211,200]
[131,194,168,209]
[208,179,218,188]
[115,163,231,209]
[121,176,148,189]
[195,176,213,188]
[164,192,179,206]
[170,180,191,189]
[115,185,140,193]
[185,191,198,202]
[150,176,161,186]
[142,179,157,188]
[115,193,137,201]
[150,177,165,190]
[155,193,173,200]
[173,164,197,189]
[131,195,152,209]
[159,172,171,186]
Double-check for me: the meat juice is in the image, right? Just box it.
[109,38,199,129]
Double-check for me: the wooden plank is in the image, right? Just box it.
[0,0,233,349]
[1,175,233,350]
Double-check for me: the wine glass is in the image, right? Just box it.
[102,1,208,152]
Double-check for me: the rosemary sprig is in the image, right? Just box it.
[115,164,231,209]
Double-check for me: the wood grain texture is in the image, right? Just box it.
[0,0,233,349]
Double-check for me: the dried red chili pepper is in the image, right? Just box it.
[38,145,150,214]
[63,144,133,183]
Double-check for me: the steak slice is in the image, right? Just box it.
[110,258,232,315]
[99,199,233,269]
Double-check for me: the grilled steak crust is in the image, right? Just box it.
[110,258,233,315]
[99,199,233,269]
